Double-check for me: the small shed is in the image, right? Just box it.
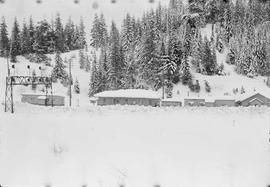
[21,93,65,106]
[239,93,270,107]
[214,98,235,107]
[93,89,161,107]
[184,98,205,107]
[161,99,182,107]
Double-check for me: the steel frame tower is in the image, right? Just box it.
[4,76,53,113]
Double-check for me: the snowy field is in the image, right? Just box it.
[1,104,270,187]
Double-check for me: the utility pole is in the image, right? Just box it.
[6,51,10,76]
[69,58,72,107]
[162,69,165,99]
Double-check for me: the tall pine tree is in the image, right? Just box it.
[0,17,9,57]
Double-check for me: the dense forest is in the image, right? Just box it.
[1,0,270,98]
[88,0,270,97]
[0,14,86,63]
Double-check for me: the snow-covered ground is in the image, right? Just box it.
[0,105,270,187]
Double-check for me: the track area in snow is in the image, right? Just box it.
[0,105,270,187]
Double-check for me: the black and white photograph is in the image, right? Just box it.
[0,0,270,187]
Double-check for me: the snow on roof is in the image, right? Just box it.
[89,97,98,101]
[94,89,161,99]
[22,92,47,96]
[234,92,270,102]
[205,97,215,103]
[162,98,182,102]
[37,96,47,100]
[22,92,65,97]
[249,98,263,103]
[214,96,235,101]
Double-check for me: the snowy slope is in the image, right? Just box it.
[168,24,270,101]
[0,50,93,108]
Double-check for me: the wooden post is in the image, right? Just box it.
[11,79,14,113]
[51,79,54,107]
[162,69,165,99]
[69,59,72,107]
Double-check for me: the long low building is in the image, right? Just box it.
[21,93,65,106]
[91,90,270,108]
[185,97,235,107]
[92,89,161,107]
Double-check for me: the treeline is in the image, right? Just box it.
[0,14,86,63]
[89,2,187,97]
[88,0,270,97]
[220,0,270,77]
[88,0,221,97]
[190,0,270,77]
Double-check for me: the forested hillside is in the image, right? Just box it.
[1,0,270,100]
[88,0,270,98]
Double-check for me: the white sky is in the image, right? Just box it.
[0,0,170,35]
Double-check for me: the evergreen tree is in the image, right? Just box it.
[64,17,76,51]
[20,21,31,55]
[90,14,100,49]
[33,19,54,62]
[79,49,85,69]
[121,13,135,53]
[222,2,233,44]
[89,53,99,97]
[54,14,65,52]
[79,16,86,48]
[191,32,203,73]
[135,15,158,88]
[85,55,91,72]
[180,57,192,85]
[107,21,125,90]
[201,37,217,75]
[74,78,80,94]
[98,47,109,90]
[74,25,81,49]
[90,14,108,49]
[10,17,21,62]
[0,17,9,57]
[28,16,35,53]
[99,14,108,47]
[51,51,68,82]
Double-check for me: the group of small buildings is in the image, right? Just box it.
[20,89,270,108]
[90,89,270,108]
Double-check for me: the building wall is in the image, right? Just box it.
[161,101,182,107]
[184,99,205,107]
[241,94,270,107]
[205,102,214,107]
[248,99,264,106]
[214,100,235,107]
[21,94,65,106]
[97,97,160,107]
